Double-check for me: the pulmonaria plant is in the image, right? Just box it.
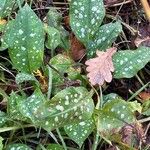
[0,0,150,149]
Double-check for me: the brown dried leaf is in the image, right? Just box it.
[70,35,85,61]
[139,90,150,101]
[85,47,117,86]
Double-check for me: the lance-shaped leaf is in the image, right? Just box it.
[3,4,44,73]
[42,87,94,131]
[113,47,150,78]
[47,8,70,50]
[45,26,61,51]
[16,73,39,86]
[87,22,122,58]
[85,47,117,85]
[18,88,46,124]
[18,87,94,131]
[98,99,137,134]
[64,119,95,147]
[8,92,27,121]
[0,111,7,127]
[70,0,105,45]
[0,0,24,18]
[6,144,33,150]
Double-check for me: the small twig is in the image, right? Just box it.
[140,0,150,21]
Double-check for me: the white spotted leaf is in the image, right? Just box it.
[98,99,137,134]
[2,4,44,73]
[0,0,24,18]
[16,73,39,86]
[64,119,95,147]
[42,87,94,131]
[47,8,70,50]
[87,22,122,58]
[113,47,150,78]
[45,26,61,51]
[6,144,33,150]
[18,87,94,131]
[70,0,105,45]
[50,54,81,94]
[8,92,27,121]
[0,111,7,127]
[18,88,46,124]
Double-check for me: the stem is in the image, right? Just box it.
[92,86,103,150]
[47,66,52,100]
[140,0,150,21]
[0,124,34,133]
[127,82,150,101]
[56,128,67,150]
[136,74,145,87]
[138,117,150,123]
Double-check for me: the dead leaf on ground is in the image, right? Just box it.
[85,47,117,86]
[138,90,150,101]
[134,24,150,47]
[70,34,85,61]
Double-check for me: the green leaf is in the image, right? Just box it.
[19,87,94,131]
[42,87,94,131]
[70,0,105,45]
[50,54,81,94]
[98,99,137,134]
[113,47,150,78]
[6,144,33,150]
[46,144,64,150]
[2,4,44,73]
[142,100,150,116]
[64,119,95,147]
[8,92,27,121]
[0,111,7,127]
[47,8,70,50]
[0,136,3,150]
[87,22,122,58]
[18,88,46,124]
[16,73,39,86]
[0,0,23,18]
[45,26,61,50]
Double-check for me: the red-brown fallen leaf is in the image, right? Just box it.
[70,34,85,61]
[138,90,150,101]
[85,47,117,86]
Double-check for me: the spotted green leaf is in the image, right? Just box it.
[46,144,64,150]
[8,92,27,121]
[16,73,39,86]
[42,87,94,131]
[64,119,95,147]
[2,4,44,73]
[87,22,122,58]
[50,54,81,94]
[98,99,137,134]
[70,0,105,45]
[18,87,94,131]
[0,136,3,150]
[0,0,23,18]
[6,144,33,150]
[0,111,7,127]
[47,8,70,50]
[45,26,61,51]
[18,88,46,124]
[113,47,150,78]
